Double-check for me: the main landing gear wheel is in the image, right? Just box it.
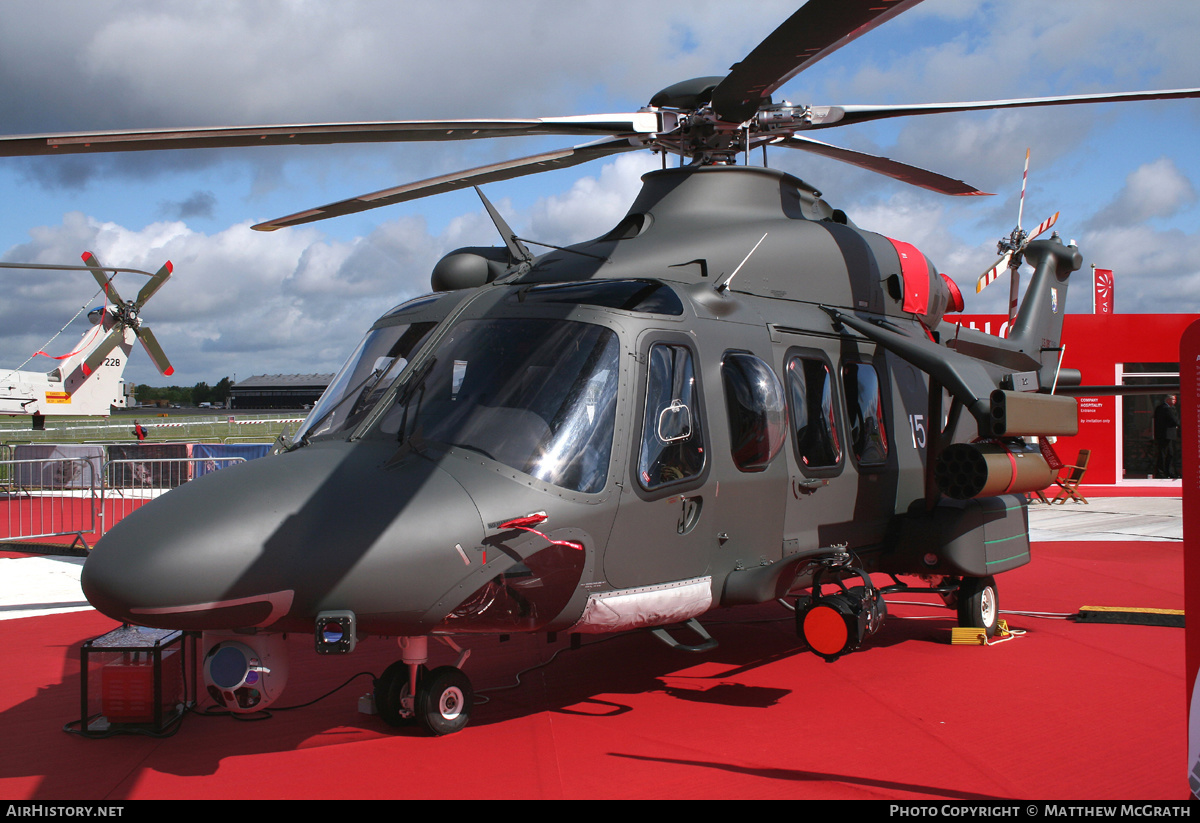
[957,575,999,638]
[416,665,473,736]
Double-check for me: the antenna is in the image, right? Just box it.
[474,187,533,265]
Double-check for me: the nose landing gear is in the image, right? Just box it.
[374,636,475,736]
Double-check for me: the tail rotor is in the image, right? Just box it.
[81,252,175,376]
[975,150,1059,329]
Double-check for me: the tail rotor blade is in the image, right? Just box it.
[135,261,173,307]
[82,251,125,305]
[136,326,174,376]
[82,329,124,376]
[1017,148,1030,230]
[976,252,1013,293]
[1026,212,1059,243]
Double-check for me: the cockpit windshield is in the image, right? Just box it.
[293,321,436,444]
[377,317,620,494]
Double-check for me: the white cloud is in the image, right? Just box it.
[1089,157,1197,228]
[526,153,661,245]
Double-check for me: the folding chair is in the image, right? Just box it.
[1049,449,1090,504]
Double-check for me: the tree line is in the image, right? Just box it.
[134,377,234,407]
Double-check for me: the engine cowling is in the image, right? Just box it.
[431,247,512,291]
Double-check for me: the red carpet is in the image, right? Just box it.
[0,540,1184,800]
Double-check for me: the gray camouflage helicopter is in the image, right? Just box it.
[3,0,1197,735]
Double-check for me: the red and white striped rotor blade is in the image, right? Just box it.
[1017,148,1030,230]
[1026,211,1059,243]
[976,251,1013,293]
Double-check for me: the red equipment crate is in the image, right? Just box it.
[70,625,195,737]
[101,650,183,723]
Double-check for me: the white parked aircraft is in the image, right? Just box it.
[0,252,173,426]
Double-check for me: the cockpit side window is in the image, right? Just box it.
[637,343,705,490]
[293,321,436,444]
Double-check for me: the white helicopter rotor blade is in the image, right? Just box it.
[976,251,1013,294]
[253,136,644,231]
[776,135,991,196]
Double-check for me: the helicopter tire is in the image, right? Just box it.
[956,575,999,638]
[415,665,473,736]
[375,661,416,727]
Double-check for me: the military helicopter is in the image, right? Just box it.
[0,253,173,427]
[2,0,1197,736]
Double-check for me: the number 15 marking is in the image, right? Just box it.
[908,414,926,450]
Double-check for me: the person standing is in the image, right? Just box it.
[1153,395,1180,479]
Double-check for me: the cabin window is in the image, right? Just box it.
[786,355,842,470]
[638,343,705,490]
[842,362,889,466]
[721,352,786,472]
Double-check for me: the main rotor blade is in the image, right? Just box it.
[135,261,173,308]
[0,260,158,277]
[711,0,924,123]
[136,326,174,376]
[0,113,662,157]
[81,329,124,377]
[803,88,1200,130]
[253,137,643,231]
[777,135,990,196]
[81,251,125,305]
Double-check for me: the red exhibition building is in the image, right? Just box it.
[953,312,1197,486]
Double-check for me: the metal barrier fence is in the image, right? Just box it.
[1,455,247,547]
[0,457,99,548]
[0,415,301,445]
[99,457,247,536]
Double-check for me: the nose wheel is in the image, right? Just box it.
[374,637,474,735]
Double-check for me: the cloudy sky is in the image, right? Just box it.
[1,0,1198,387]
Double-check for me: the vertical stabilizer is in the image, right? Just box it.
[1005,235,1083,388]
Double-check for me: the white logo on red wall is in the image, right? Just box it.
[1094,268,1114,314]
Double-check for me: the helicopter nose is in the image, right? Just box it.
[81,441,485,632]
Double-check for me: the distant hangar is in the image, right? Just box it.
[230,374,333,410]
